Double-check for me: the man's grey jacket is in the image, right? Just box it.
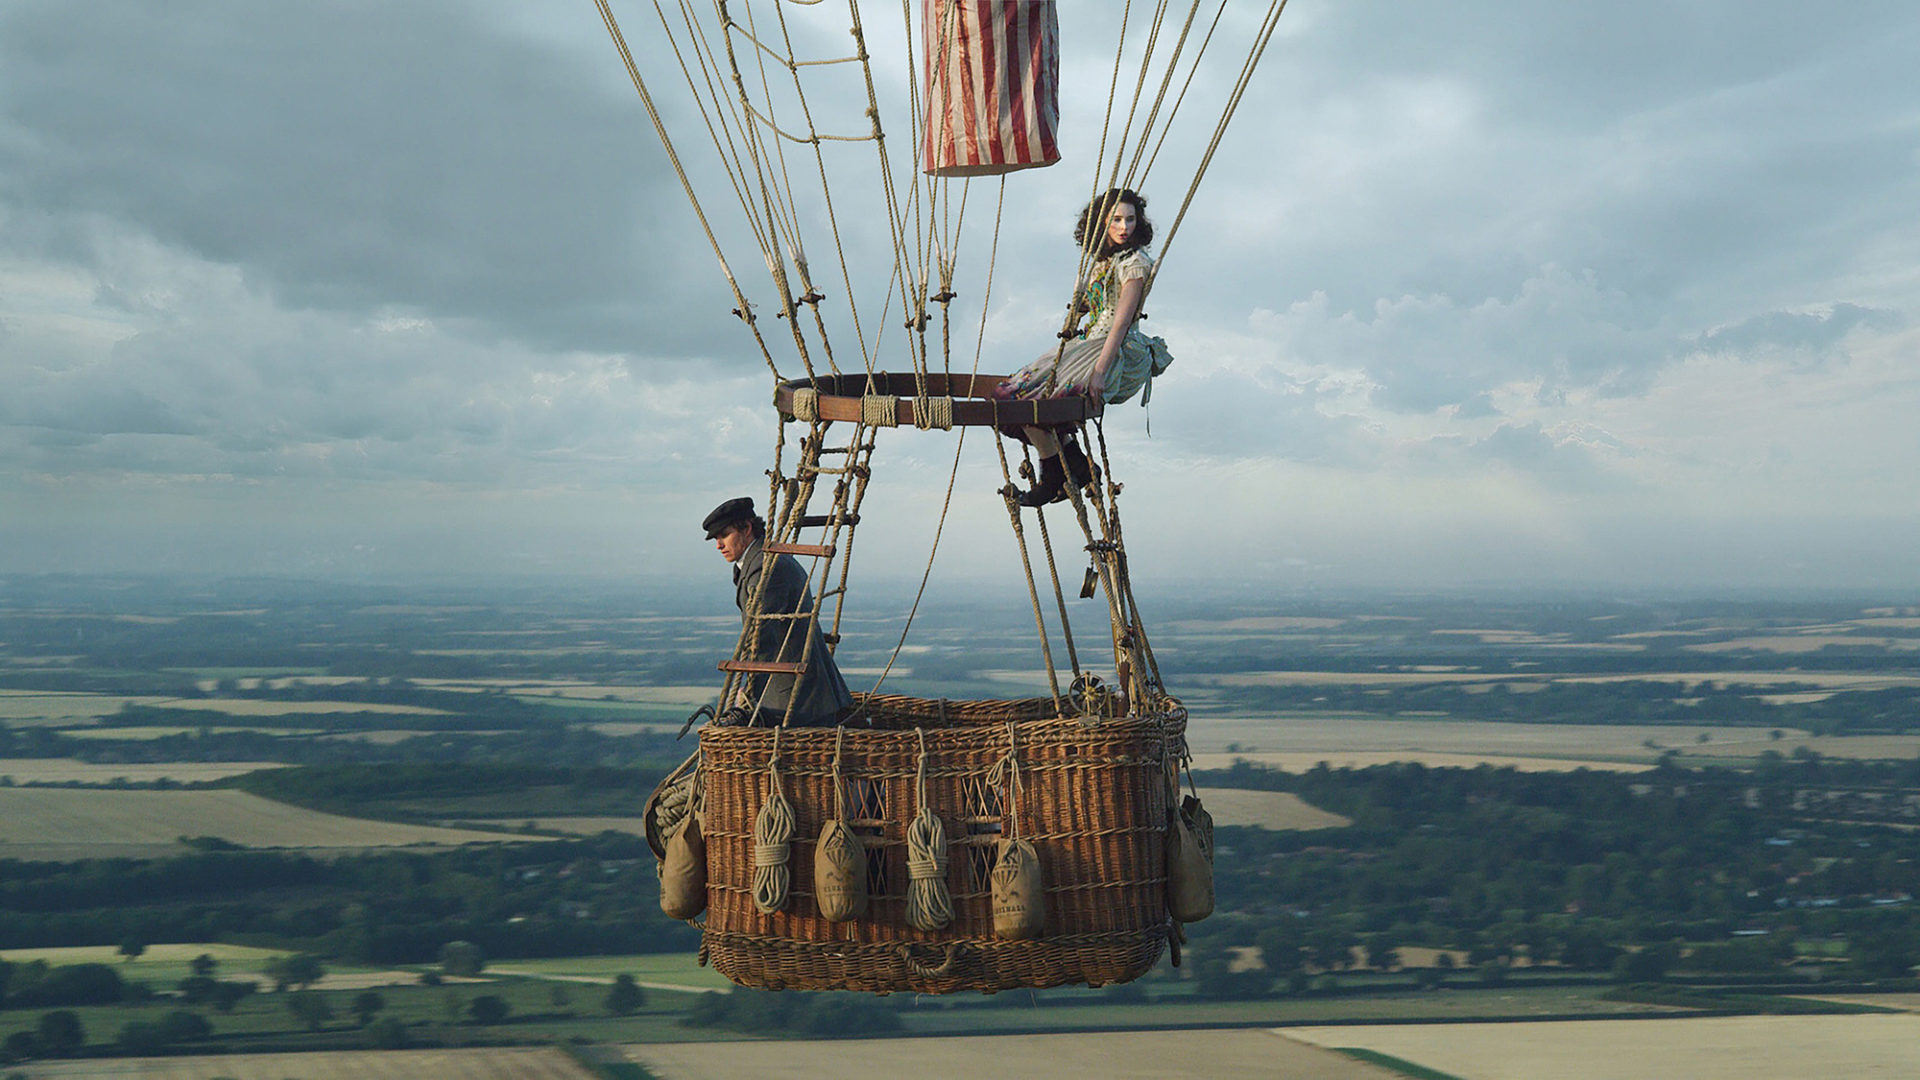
[734,535,853,725]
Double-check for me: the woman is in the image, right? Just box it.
[995,188,1173,506]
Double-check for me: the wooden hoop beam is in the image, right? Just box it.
[775,372,1102,428]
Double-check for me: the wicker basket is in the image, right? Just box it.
[694,692,1184,994]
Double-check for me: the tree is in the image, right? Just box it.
[1613,940,1679,983]
[1362,935,1401,972]
[36,1011,84,1057]
[266,953,325,992]
[159,1009,212,1043]
[439,940,486,978]
[209,980,255,1013]
[2,1031,40,1063]
[366,1016,410,1050]
[605,973,646,1016]
[468,994,510,1025]
[286,990,334,1031]
[116,1021,167,1055]
[190,953,218,978]
[352,990,387,1026]
[117,938,147,963]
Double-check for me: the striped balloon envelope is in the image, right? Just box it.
[922,0,1061,177]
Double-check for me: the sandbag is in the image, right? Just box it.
[813,818,869,922]
[659,810,708,920]
[1165,797,1214,923]
[991,838,1045,940]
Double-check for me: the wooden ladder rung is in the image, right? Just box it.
[766,542,834,558]
[798,513,859,528]
[719,660,806,675]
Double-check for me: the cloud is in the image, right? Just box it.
[1693,303,1903,361]
[0,0,714,355]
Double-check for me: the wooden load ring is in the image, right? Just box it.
[775,372,1103,428]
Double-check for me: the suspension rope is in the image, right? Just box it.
[595,0,781,378]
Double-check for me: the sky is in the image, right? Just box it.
[2,0,1917,595]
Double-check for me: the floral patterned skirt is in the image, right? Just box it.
[992,328,1173,441]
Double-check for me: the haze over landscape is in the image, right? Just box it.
[2,0,1916,591]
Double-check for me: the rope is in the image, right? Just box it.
[595,0,782,379]
[790,387,819,422]
[1151,0,1290,272]
[866,179,1006,700]
[861,394,899,427]
[750,729,794,914]
[905,728,955,931]
[1140,0,1230,185]
[988,719,1025,841]
[911,395,954,430]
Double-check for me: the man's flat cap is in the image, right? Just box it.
[702,496,756,539]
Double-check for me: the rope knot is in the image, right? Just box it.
[861,393,899,427]
[912,395,954,430]
[792,387,820,422]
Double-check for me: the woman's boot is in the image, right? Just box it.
[1060,439,1099,492]
[1017,453,1067,507]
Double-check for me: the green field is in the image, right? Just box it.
[488,954,732,993]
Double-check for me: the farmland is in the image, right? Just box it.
[4,577,1920,1068]
[623,1029,1387,1080]
[1281,1014,1920,1080]
[0,788,524,851]
[24,1046,598,1079]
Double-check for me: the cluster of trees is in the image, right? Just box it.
[0,833,696,963]
[1180,760,1920,994]
[682,988,899,1036]
[1221,680,1920,736]
[0,720,685,772]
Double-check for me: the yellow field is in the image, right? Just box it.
[586,721,685,736]
[0,691,161,722]
[0,942,284,967]
[1685,734,1920,760]
[1281,1014,1920,1080]
[623,1030,1386,1080]
[26,1047,596,1079]
[0,789,527,849]
[1187,716,1753,760]
[515,816,647,837]
[1199,789,1353,829]
[1804,992,1920,1012]
[1192,751,1655,773]
[1689,635,1920,653]
[0,758,282,783]
[1558,671,1920,690]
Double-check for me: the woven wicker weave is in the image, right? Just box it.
[695,692,1184,994]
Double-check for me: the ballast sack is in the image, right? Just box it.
[659,810,708,920]
[991,838,1046,940]
[813,818,869,922]
[1165,795,1214,923]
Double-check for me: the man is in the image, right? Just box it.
[703,496,853,727]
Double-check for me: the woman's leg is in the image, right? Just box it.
[1025,427,1060,456]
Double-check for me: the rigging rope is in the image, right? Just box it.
[595,0,781,378]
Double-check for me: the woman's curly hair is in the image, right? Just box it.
[1074,188,1154,258]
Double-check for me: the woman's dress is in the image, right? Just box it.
[999,247,1173,409]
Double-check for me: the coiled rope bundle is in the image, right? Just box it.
[904,728,954,931]
[751,730,795,914]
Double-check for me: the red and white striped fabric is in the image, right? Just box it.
[922,1,1060,177]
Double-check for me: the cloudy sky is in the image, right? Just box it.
[2,0,1916,594]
